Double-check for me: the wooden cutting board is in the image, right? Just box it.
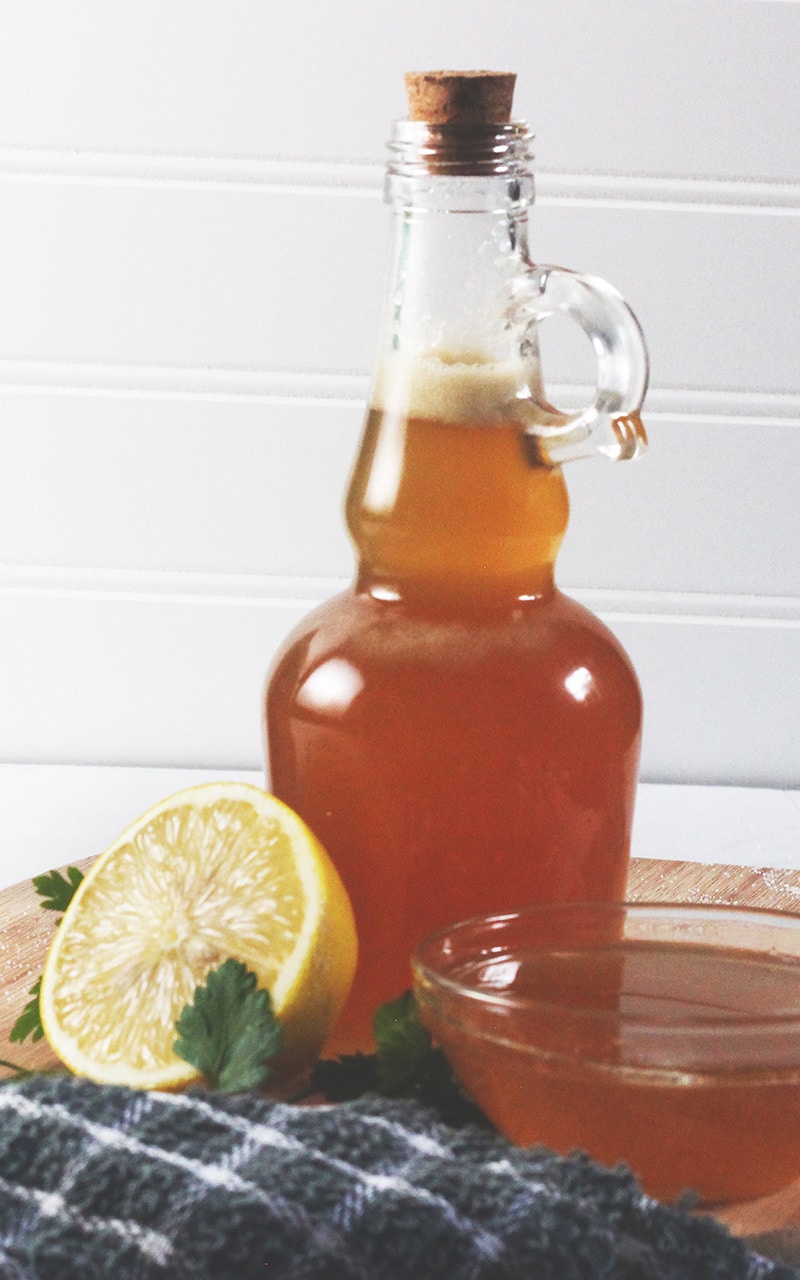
[3,854,800,1251]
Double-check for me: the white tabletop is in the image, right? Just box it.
[0,763,798,893]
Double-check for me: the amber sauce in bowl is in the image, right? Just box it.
[413,903,800,1204]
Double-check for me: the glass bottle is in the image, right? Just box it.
[265,72,649,1050]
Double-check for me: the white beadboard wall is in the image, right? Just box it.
[0,0,798,786]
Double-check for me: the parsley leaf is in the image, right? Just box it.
[375,990,487,1125]
[309,1051,379,1101]
[374,990,433,1092]
[174,959,282,1093]
[311,990,489,1128]
[33,866,84,914]
[9,978,44,1045]
[8,868,84,1049]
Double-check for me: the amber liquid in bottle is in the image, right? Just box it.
[266,355,642,1051]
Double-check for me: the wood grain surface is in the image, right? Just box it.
[3,854,800,1253]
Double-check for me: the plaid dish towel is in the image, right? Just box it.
[0,1075,796,1280]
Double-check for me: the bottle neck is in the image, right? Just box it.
[380,200,531,370]
[346,125,568,607]
[381,121,536,362]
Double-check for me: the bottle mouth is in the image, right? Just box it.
[387,118,535,179]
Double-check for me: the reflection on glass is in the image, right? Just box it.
[297,659,365,715]
[477,958,521,990]
[565,665,593,702]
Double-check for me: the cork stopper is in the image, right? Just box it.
[404,70,516,125]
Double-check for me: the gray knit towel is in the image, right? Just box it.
[0,1074,795,1280]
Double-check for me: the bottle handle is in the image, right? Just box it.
[513,265,649,466]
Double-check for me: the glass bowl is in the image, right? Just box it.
[412,902,800,1205]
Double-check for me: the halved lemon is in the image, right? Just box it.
[39,782,357,1090]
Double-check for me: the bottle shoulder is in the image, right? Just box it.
[267,587,638,685]
[265,587,641,751]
